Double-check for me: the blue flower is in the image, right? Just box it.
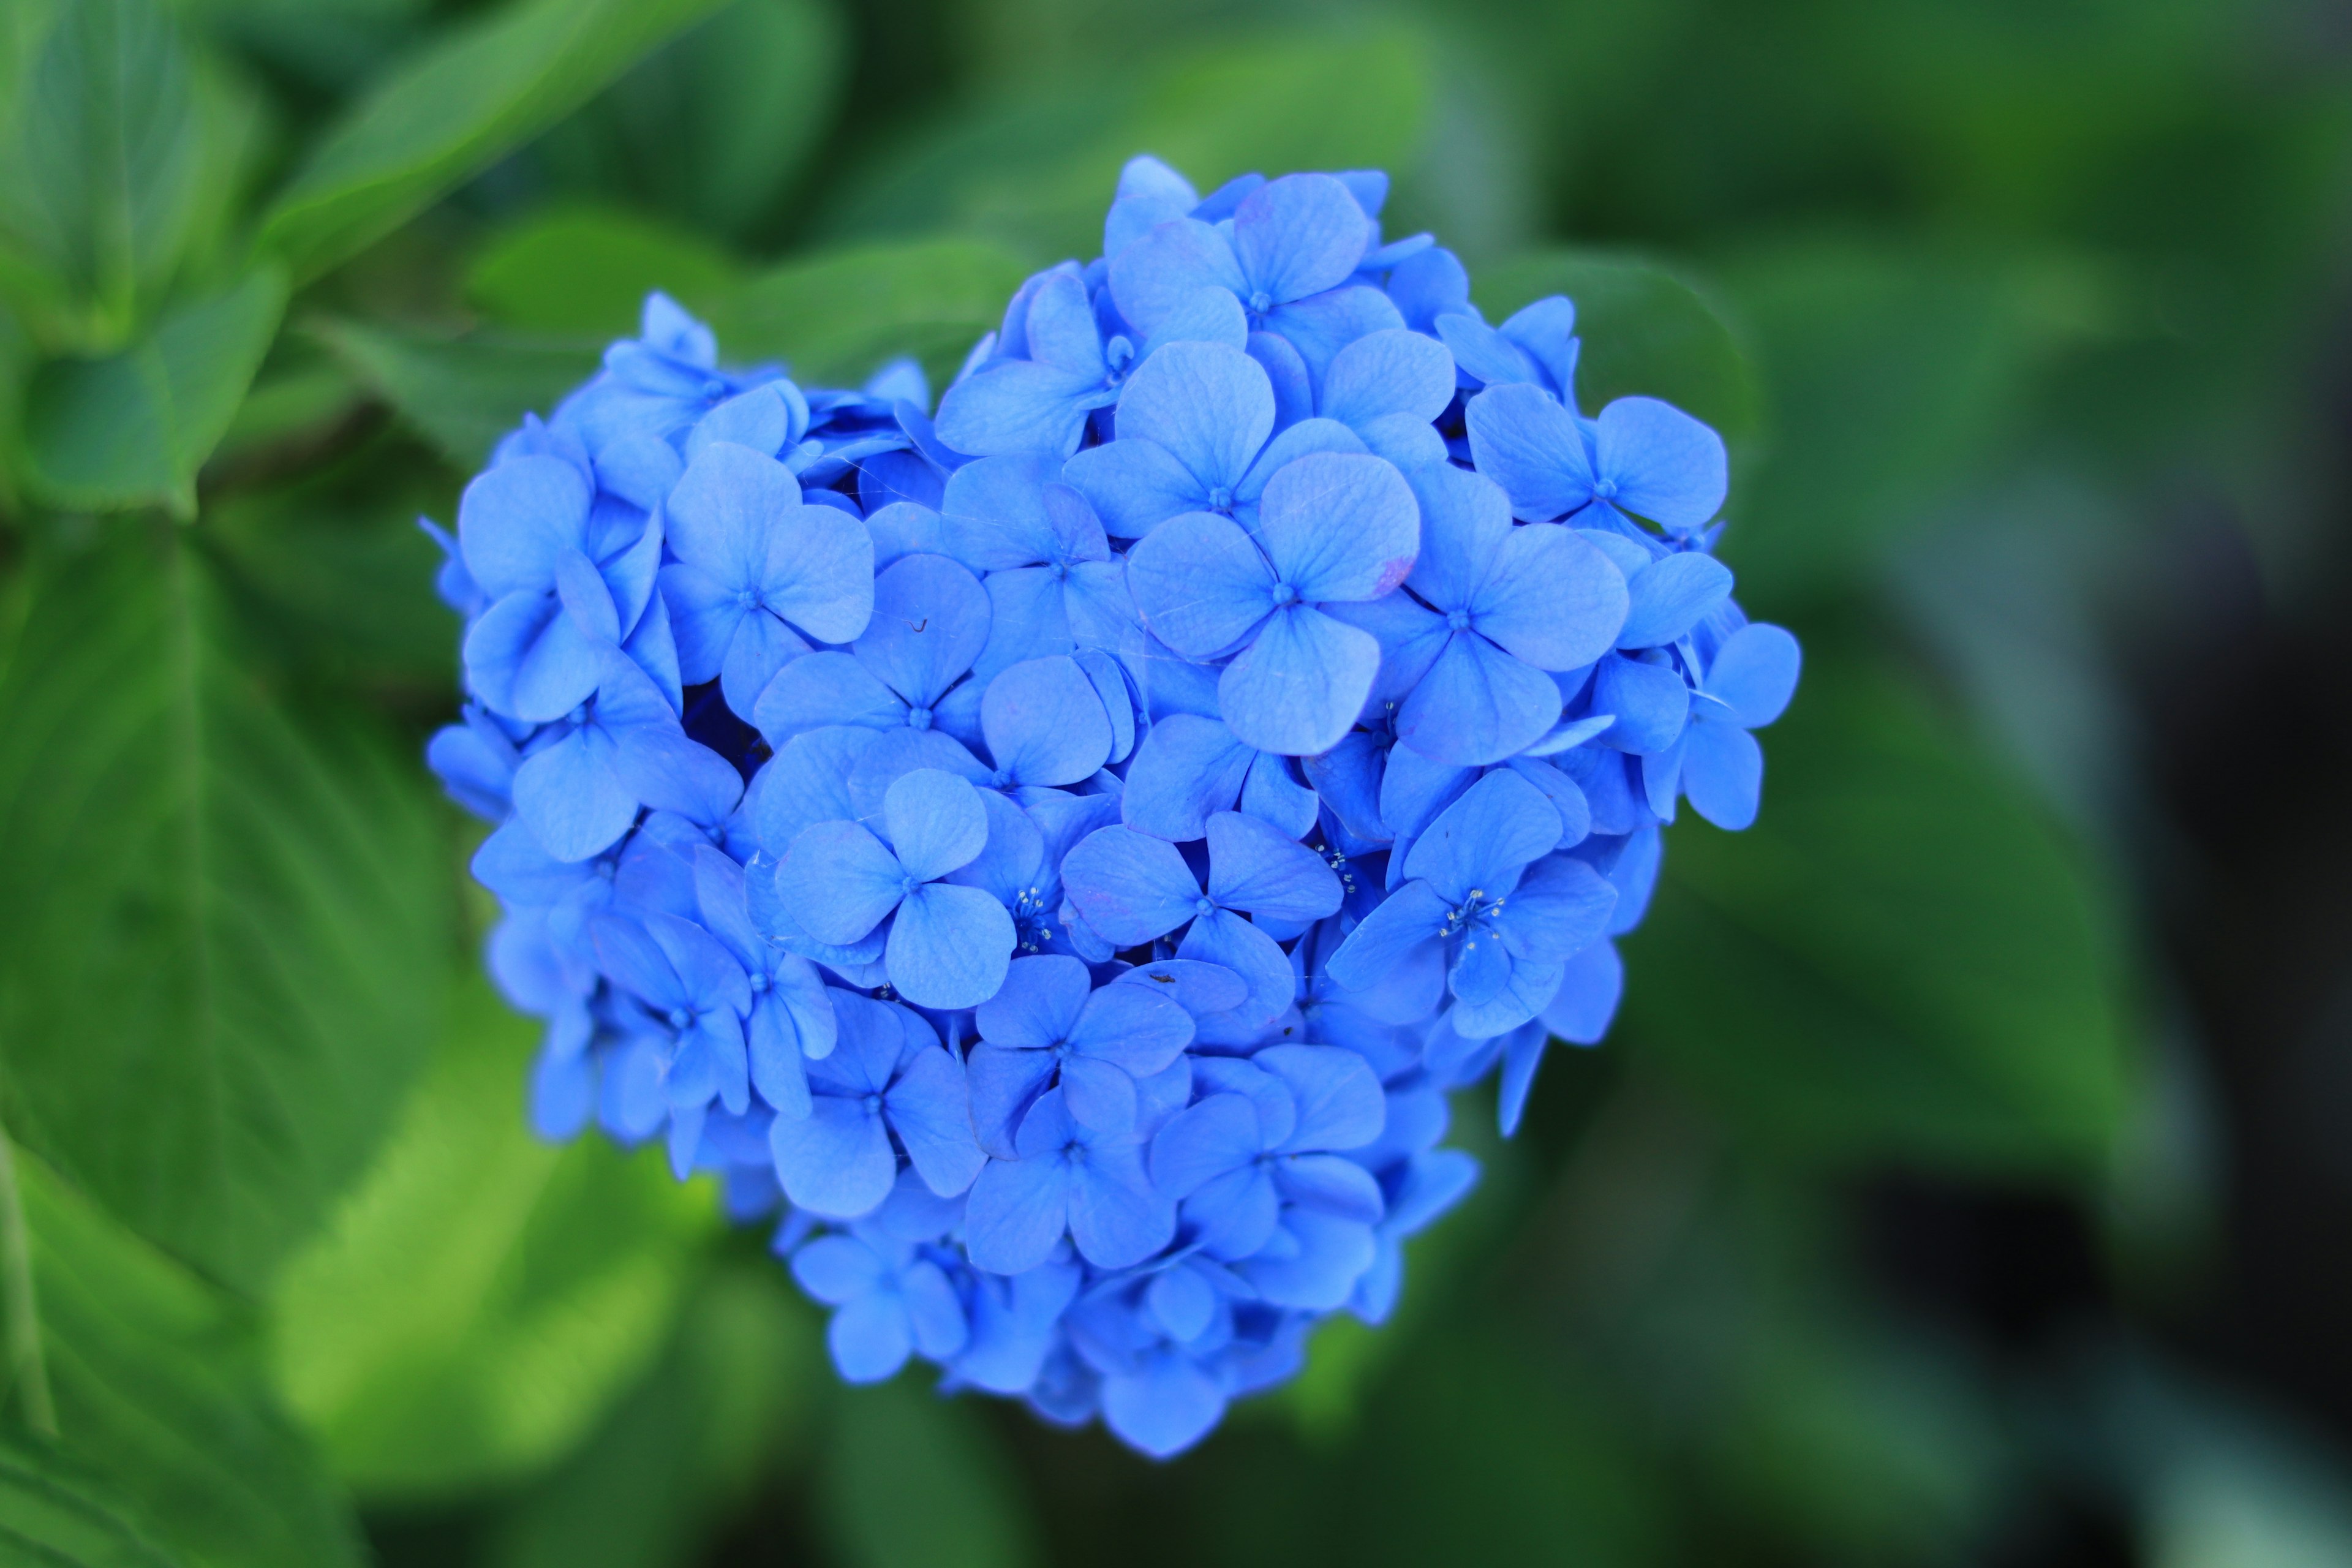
[1120,711,1318,842]
[775,768,1016,1009]
[964,1085,1174,1274]
[1325,770,1618,1038]
[656,440,876,713]
[791,1223,968,1382]
[508,648,739,863]
[968,955,1196,1146]
[1642,620,1801,829]
[767,988,984,1219]
[587,909,752,1175]
[935,458,1139,679]
[1124,450,1420,755]
[1436,293,1580,402]
[1466,381,1728,535]
[1061,812,1343,1022]
[750,553,991,747]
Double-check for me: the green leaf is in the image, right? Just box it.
[1477,249,1762,447]
[270,971,718,1501]
[466,205,741,339]
[820,26,1433,263]
[0,0,204,351]
[1711,238,2109,611]
[0,1435,187,1567]
[20,267,287,516]
[258,0,734,282]
[484,1261,820,1568]
[11,1150,364,1568]
[822,1378,1039,1568]
[0,524,449,1292]
[1623,644,2138,1175]
[529,0,846,242]
[309,316,601,467]
[708,237,1031,390]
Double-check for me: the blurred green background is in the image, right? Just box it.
[0,0,2348,1563]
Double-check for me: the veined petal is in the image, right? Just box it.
[1124,510,1277,658]
[1218,604,1378,758]
[1114,341,1274,494]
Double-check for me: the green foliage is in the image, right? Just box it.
[823,1378,1040,1568]
[709,238,1033,388]
[270,971,718,1501]
[310,317,601,467]
[467,206,742,339]
[1478,250,1763,446]
[1626,644,2136,1175]
[0,525,448,1294]
[0,1434,187,1567]
[20,268,286,516]
[484,1261,820,1568]
[9,1148,364,1568]
[258,0,736,282]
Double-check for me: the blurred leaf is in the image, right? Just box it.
[821,26,1433,262]
[822,1378,1038,1568]
[21,266,287,516]
[530,0,846,242]
[1712,238,2110,611]
[0,0,204,351]
[270,971,718,1501]
[257,0,734,282]
[1626,644,2137,1175]
[0,523,448,1292]
[466,205,741,338]
[0,1434,187,1567]
[709,237,1031,388]
[1478,249,1762,447]
[12,1149,363,1567]
[485,1259,820,1568]
[310,316,600,467]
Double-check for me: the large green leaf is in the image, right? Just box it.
[0,0,203,351]
[484,1261,820,1568]
[466,205,742,339]
[821,1378,1039,1568]
[820,27,1433,263]
[309,316,601,467]
[20,267,286,516]
[0,524,448,1293]
[1477,250,1762,447]
[0,1434,186,1567]
[270,971,718,1501]
[257,0,733,281]
[708,237,1031,389]
[529,0,845,243]
[9,1150,363,1567]
[1623,644,2137,1175]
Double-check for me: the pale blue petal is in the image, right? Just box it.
[777,820,905,945]
[1256,451,1419,604]
[751,650,904,745]
[967,1044,1058,1160]
[1234,173,1370,303]
[1248,330,1313,429]
[1255,1044,1385,1152]
[887,1046,986,1196]
[1473,522,1630,670]
[1108,217,1248,337]
[1060,826,1201,944]
[1102,1354,1226,1459]
[886,883,1014,1009]
[1322,880,1449,993]
[1681,719,1763,830]
[1594,396,1727,530]
[458,454,589,597]
[865,501,953,569]
[964,1152,1071,1276]
[938,454,1059,570]
[1060,437,1204,539]
[1125,510,1276,659]
[1319,327,1456,428]
[1464,383,1595,521]
[1592,653,1691,755]
[982,655,1114,787]
[828,1294,915,1382]
[976,954,1089,1049]
[1259,287,1404,399]
[750,725,873,853]
[1174,907,1297,1024]
[856,554,991,708]
[1542,938,1623,1046]
[1402,769,1559,900]
[1205,811,1341,922]
[512,727,636,862]
[770,1096,895,1218]
[1059,1057,1137,1135]
[882,768,987,881]
[1618,551,1733,650]
[1066,1143,1174,1268]
[1068,983,1193,1076]
[665,441,798,586]
[1396,632,1561,767]
[1218,605,1379,757]
[1273,1153,1385,1221]
[1120,712,1252,842]
[1707,622,1801,728]
[1237,1209,1374,1310]
[1494,855,1618,963]
[1114,341,1273,493]
[762,504,877,644]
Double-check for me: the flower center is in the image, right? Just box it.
[1194,896,1217,918]
[1208,484,1234,512]
[666,1007,692,1030]
[734,586,758,610]
[700,378,727,401]
[1447,608,1472,631]
[1270,581,1301,607]
[748,972,770,993]
[1106,336,1136,375]
[863,1093,884,1114]
[907,706,933,731]
[1248,290,1273,315]
[1438,887,1507,936]
[1593,477,1619,501]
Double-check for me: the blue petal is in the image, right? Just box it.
[827,1294,915,1383]
[751,650,904,744]
[1473,522,1629,671]
[1204,810,1340,922]
[1121,713,1252,842]
[976,954,1089,1049]
[1255,451,1419,603]
[1594,396,1727,530]
[716,609,809,718]
[1592,652,1691,755]
[935,360,1101,460]
[1706,622,1801,728]
[902,1259,970,1360]
[1322,880,1449,993]
[1217,604,1379,758]
[964,1152,1071,1276]
[1058,1056,1138,1135]
[1237,1209,1374,1310]
[1234,173,1371,303]
[1464,383,1595,522]
[749,725,873,853]
[1060,437,1205,538]
[686,383,794,462]
[769,1096,895,1219]
[1319,327,1455,428]
[467,590,601,722]
[1143,285,1250,357]
[1681,719,1763,830]
[1494,855,1618,963]
[1254,1044,1384,1152]
[1109,218,1248,337]
[1068,983,1193,1076]
[1386,247,1472,332]
[856,554,991,709]
[865,500,954,568]
[1437,312,1540,389]
[1618,551,1733,650]
[982,655,1114,787]
[967,1043,1058,1160]
[1066,1142,1173,1268]
[760,503,876,645]
[886,882,1014,1009]
[665,441,799,589]
[458,454,589,597]
[1273,1153,1385,1221]
[1124,510,1276,658]
[1248,330,1313,430]
[1060,826,1202,945]
[887,1045,986,1196]
[1174,907,1297,1025]
[1402,769,1560,901]
[1102,1353,1226,1459]
[938,454,1060,570]
[882,767,987,881]
[1542,938,1623,1045]
[1114,340,1273,494]
[777,820,906,946]
[1396,631,1561,767]
[1259,287,1405,398]
[512,726,636,862]
[790,1232,886,1305]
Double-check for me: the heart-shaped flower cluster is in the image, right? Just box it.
[428,156,1800,1457]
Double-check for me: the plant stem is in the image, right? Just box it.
[0,1126,57,1439]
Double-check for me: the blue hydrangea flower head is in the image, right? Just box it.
[428,154,1801,1458]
